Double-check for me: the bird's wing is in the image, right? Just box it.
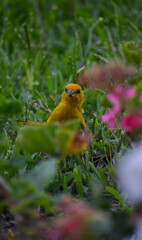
[46,103,65,124]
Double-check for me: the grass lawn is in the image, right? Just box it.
[0,1,142,239]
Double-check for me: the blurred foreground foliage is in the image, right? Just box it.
[17,120,89,154]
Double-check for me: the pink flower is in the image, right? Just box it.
[78,62,136,91]
[101,110,118,129]
[125,88,137,98]
[121,113,142,133]
[46,228,61,240]
[106,62,136,82]
[58,196,87,214]
[60,217,83,236]
[110,85,136,101]
[102,86,136,129]
[44,197,97,240]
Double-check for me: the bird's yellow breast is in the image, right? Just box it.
[47,101,85,126]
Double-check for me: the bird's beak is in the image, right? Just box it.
[68,89,75,96]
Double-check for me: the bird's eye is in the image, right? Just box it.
[76,89,80,94]
[65,88,67,92]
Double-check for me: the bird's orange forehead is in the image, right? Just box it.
[66,83,81,91]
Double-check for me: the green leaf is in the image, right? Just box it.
[97,168,110,186]
[90,163,109,186]
[11,178,37,199]
[26,159,57,190]
[63,176,68,193]
[0,133,9,153]
[8,156,27,170]
[16,120,82,154]
[73,167,84,197]
[106,186,126,207]
[16,123,59,154]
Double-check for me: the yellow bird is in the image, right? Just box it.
[18,83,86,127]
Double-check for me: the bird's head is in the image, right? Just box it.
[62,83,85,106]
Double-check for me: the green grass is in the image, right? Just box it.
[0,0,142,239]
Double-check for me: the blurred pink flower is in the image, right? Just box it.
[43,196,109,240]
[121,111,142,133]
[106,62,136,82]
[35,196,110,240]
[79,62,136,91]
[47,228,61,240]
[108,85,136,107]
[44,197,95,240]
[57,196,87,214]
[101,110,118,129]
[102,86,136,129]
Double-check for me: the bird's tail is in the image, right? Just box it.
[16,119,47,126]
